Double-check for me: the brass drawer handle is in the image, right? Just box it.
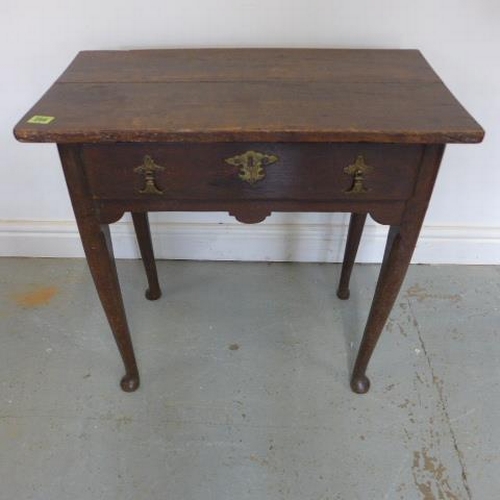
[344,154,373,194]
[134,155,165,195]
[225,150,279,185]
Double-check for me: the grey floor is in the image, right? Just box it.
[0,258,499,500]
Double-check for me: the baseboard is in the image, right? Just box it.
[0,219,499,264]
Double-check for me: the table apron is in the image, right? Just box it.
[81,143,424,205]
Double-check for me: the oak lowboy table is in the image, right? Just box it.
[15,49,484,394]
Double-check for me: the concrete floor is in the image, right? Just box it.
[0,258,499,500]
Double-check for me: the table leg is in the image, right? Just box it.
[350,224,419,394]
[58,145,140,392]
[337,213,367,300]
[83,222,140,392]
[131,212,162,300]
[348,144,445,394]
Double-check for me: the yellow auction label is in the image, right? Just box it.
[27,115,55,124]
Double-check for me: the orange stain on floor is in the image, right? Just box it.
[12,286,59,308]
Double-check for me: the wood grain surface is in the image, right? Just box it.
[14,49,484,144]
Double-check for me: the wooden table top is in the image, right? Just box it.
[14,49,484,144]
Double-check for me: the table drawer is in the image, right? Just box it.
[81,143,423,202]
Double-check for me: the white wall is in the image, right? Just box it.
[2,1,499,263]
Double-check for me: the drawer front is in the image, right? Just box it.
[81,143,423,202]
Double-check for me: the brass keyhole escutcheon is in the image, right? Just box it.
[344,154,373,194]
[225,150,279,185]
[134,155,165,195]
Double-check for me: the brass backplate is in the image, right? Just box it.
[225,150,279,185]
[134,155,165,195]
[344,154,373,194]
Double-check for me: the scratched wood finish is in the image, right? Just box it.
[14,49,484,394]
[14,49,483,144]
